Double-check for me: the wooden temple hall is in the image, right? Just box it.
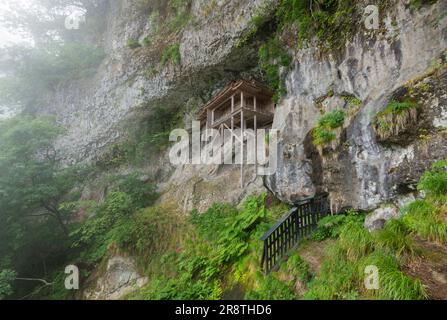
[199,79,275,133]
[198,79,275,187]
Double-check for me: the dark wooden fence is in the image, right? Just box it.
[260,193,330,273]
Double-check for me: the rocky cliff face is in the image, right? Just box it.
[42,0,447,214]
[266,1,447,211]
[39,0,447,300]
[44,0,273,164]
[82,255,148,300]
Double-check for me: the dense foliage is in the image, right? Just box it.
[0,115,160,299]
[127,195,291,300]
[0,116,88,298]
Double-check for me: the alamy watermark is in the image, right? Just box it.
[364,265,380,290]
[65,265,79,290]
[169,121,278,176]
[64,7,86,30]
[364,5,380,30]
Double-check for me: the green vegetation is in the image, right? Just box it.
[0,116,91,299]
[379,100,418,116]
[399,160,447,242]
[304,212,427,300]
[127,194,292,300]
[276,0,360,51]
[0,116,87,235]
[0,115,164,299]
[284,252,313,283]
[70,177,158,265]
[96,104,182,168]
[237,4,276,48]
[311,214,348,240]
[303,161,447,300]
[312,109,345,146]
[1,118,444,301]
[374,99,419,141]
[127,38,142,49]
[166,0,193,33]
[318,109,345,129]
[245,0,380,101]
[258,37,292,103]
[410,0,438,10]
[374,220,415,256]
[0,270,16,299]
[245,274,296,300]
[401,201,447,243]
[142,37,152,47]
[418,160,447,197]
[357,251,426,300]
[161,44,181,67]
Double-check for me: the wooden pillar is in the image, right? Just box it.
[206,109,211,130]
[211,109,215,125]
[241,91,244,109]
[254,96,257,111]
[240,109,244,188]
[220,123,224,148]
[254,114,257,171]
[231,95,235,113]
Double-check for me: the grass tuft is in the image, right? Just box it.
[312,110,345,146]
[401,200,447,243]
[374,219,415,256]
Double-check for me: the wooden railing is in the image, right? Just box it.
[260,193,330,273]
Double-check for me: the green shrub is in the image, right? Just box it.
[286,253,313,283]
[276,0,359,51]
[338,217,375,260]
[417,160,447,197]
[213,195,267,264]
[127,38,141,49]
[358,251,426,300]
[312,126,336,146]
[166,0,192,33]
[95,142,135,169]
[70,191,135,263]
[129,194,273,300]
[161,44,181,66]
[258,37,292,103]
[245,275,296,300]
[142,37,152,47]
[318,110,345,129]
[190,203,239,242]
[116,203,185,263]
[304,244,359,300]
[0,269,16,299]
[378,100,418,116]
[401,200,447,242]
[374,220,415,256]
[111,173,158,209]
[374,99,418,140]
[311,214,347,240]
[237,4,276,47]
[312,110,345,146]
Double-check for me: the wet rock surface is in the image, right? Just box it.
[83,255,147,300]
[266,1,447,210]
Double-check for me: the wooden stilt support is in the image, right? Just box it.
[254,114,257,173]
[240,109,244,188]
